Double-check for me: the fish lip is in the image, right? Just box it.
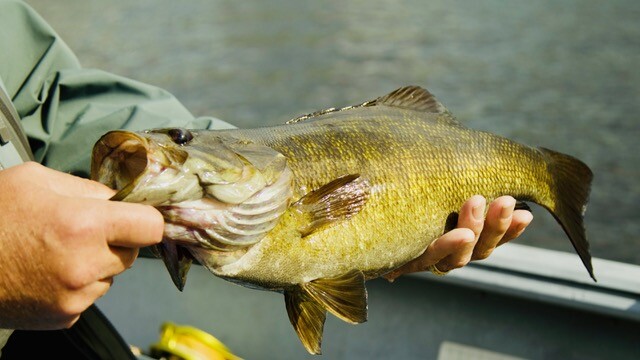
[90,130,150,198]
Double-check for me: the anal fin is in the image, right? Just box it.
[285,271,368,355]
[303,270,368,324]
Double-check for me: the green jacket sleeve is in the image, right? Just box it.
[0,0,232,175]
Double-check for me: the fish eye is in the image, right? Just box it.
[167,128,194,145]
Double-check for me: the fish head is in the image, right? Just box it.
[91,128,293,290]
[91,128,260,205]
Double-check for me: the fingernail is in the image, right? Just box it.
[473,204,484,220]
[500,205,513,219]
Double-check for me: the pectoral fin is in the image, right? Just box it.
[294,174,370,236]
[285,270,368,355]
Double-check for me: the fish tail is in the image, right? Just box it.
[538,147,595,281]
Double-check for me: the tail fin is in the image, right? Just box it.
[539,147,595,281]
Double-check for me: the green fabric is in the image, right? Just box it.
[0,0,223,174]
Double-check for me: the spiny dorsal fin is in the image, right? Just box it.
[286,85,449,124]
[294,174,371,237]
[285,289,327,355]
[302,270,368,324]
[375,85,448,113]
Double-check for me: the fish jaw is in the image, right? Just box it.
[91,130,197,205]
[91,130,151,195]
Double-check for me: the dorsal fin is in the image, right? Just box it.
[286,85,449,124]
[294,174,371,237]
[375,85,447,113]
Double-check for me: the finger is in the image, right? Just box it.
[55,278,113,329]
[434,228,477,272]
[96,201,164,248]
[472,196,516,260]
[101,246,139,279]
[498,209,534,246]
[78,278,113,305]
[384,228,475,281]
[30,164,116,199]
[456,195,487,242]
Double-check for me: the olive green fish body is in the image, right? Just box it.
[208,108,552,287]
[91,86,593,355]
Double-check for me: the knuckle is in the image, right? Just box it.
[460,228,477,242]
[59,263,94,290]
[450,257,471,269]
[473,248,493,260]
[57,214,99,240]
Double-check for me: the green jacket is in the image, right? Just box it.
[0,0,231,175]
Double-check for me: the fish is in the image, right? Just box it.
[90,86,594,355]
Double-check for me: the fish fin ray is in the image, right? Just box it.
[157,240,193,291]
[286,85,458,126]
[514,201,532,212]
[294,174,371,236]
[302,270,368,324]
[285,101,377,124]
[147,244,162,258]
[539,147,595,281]
[285,289,327,355]
[375,85,449,114]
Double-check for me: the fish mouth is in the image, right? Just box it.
[91,130,150,200]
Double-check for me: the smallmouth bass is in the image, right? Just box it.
[91,86,594,354]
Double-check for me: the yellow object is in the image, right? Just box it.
[149,322,241,360]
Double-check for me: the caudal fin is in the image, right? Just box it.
[539,147,595,281]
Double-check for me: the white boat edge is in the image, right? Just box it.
[412,243,640,322]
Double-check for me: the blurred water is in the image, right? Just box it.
[27,0,640,265]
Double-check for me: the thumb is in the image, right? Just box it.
[97,200,165,248]
[37,166,117,199]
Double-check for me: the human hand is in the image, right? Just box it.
[0,162,163,330]
[384,195,533,281]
